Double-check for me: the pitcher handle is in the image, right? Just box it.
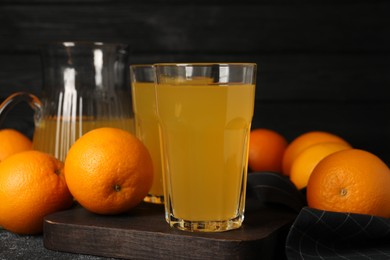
[0,92,42,127]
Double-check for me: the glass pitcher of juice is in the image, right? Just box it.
[0,42,135,161]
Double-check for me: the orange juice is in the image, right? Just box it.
[32,117,135,161]
[156,83,255,222]
[132,82,164,203]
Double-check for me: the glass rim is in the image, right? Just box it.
[154,62,256,67]
[41,41,129,49]
[130,64,154,68]
[131,63,256,67]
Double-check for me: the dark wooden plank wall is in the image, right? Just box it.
[0,0,389,164]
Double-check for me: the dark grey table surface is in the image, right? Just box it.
[0,229,117,260]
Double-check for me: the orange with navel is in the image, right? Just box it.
[0,128,32,162]
[248,128,288,173]
[64,127,153,215]
[0,150,73,234]
[290,142,352,190]
[307,149,390,218]
[282,131,350,176]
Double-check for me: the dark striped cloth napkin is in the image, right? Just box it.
[247,172,390,260]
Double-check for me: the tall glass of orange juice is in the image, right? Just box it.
[155,63,256,232]
[130,65,164,204]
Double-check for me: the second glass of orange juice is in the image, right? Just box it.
[130,65,164,204]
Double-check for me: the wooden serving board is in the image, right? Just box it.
[43,199,296,259]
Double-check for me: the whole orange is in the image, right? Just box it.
[248,128,288,173]
[0,128,32,161]
[290,142,352,190]
[307,149,390,218]
[64,127,153,215]
[0,150,73,234]
[282,131,349,176]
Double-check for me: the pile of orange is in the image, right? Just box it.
[248,128,390,218]
[0,127,153,235]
